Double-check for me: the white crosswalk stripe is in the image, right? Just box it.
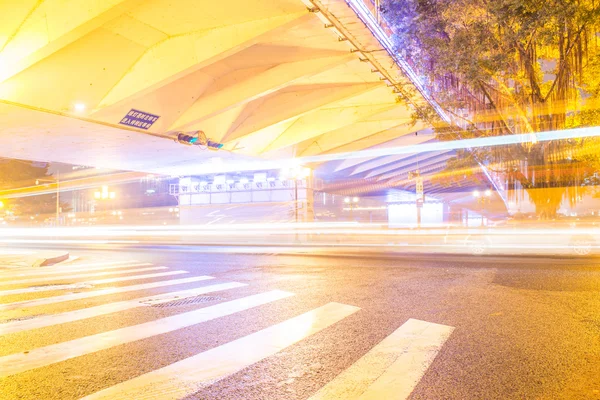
[309,318,454,400]
[0,281,247,335]
[0,261,150,279]
[0,265,165,286]
[0,268,185,297]
[0,290,294,378]
[0,275,214,311]
[80,302,361,400]
[0,258,454,400]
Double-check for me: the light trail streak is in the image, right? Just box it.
[296,125,600,164]
[1,225,599,239]
[162,125,600,176]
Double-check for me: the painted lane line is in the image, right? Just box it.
[0,261,150,279]
[0,268,178,297]
[309,318,454,400]
[0,266,165,286]
[0,290,294,378]
[81,302,360,400]
[0,282,247,335]
[0,276,214,312]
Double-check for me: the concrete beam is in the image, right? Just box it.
[0,0,143,83]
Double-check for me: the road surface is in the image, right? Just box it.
[1,246,599,399]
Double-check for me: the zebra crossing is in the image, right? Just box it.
[0,257,454,399]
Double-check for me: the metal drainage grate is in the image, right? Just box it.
[150,296,223,308]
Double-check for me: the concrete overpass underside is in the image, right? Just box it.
[0,0,475,202]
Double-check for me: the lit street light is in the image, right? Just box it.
[473,189,492,226]
[94,186,116,200]
[345,196,359,220]
[93,186,117,218]
[280,167,311,224]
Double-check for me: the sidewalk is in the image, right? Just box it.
[0,249,70,268]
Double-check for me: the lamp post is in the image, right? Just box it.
[280,167,311,224]
[36,171,60,225]
[345,196,359,220]
[94,186,116,201]
[94,186,116,219]
[473,189,492,226]
[280,167,311,243]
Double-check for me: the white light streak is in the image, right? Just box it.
[296,125,600,164]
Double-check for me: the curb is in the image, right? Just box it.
[32,251,70,267]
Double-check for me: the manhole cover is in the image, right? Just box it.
[149,295,223,308]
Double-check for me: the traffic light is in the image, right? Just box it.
[207,140,224,150]
[177,133,200,145]
[176,131,224,151]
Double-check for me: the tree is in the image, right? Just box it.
[0,158,69,218]
[381,0,600,218]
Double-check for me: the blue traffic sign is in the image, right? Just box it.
[119,109,160,130]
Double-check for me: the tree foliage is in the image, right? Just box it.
[0,159,49,189]
[382,0,600,217]
[0,159,69,217]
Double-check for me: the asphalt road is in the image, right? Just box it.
[1,246,600,399]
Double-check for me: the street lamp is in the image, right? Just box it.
[93,186,116,217]
[94,186,116,200]
[36,172,60,225]
[345,196,359,220]
[473,189,492,226]
[280,167,311,224]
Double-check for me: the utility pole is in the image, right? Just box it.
[410,170,423,228]
[36,172,61,226]
[56,170,60,225]
[294,178,298,224]
[473,189,492,227]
